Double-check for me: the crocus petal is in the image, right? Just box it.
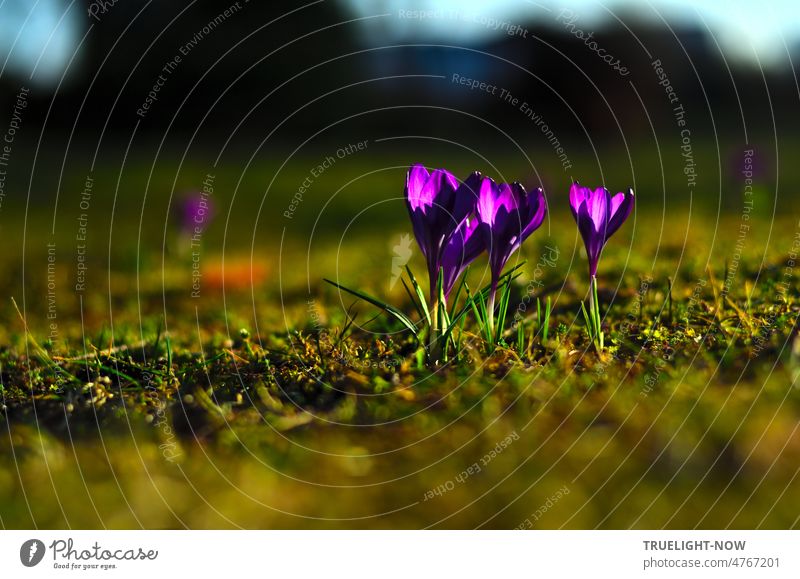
[609,191,625,216]
[520,187,547,240]
[568,182,588,220]
[422,168,458,214]
[406,164,431,209]
[476,177,501,226]
[460,217,485,262]
[405,165,434,255]
[576,200,602,275]
[605,189,635,239]
[588,187,609,233]
[428,168,463,240]
[491,183,519,235]
[497,183,519,213]
[441,216,484,296]
[452,171,483,228]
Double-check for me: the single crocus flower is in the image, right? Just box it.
[476,177,547,330]
[405,164,481,303]
[568,183,634,277]
[569,182,634,352]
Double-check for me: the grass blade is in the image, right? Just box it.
[543,296,551,342]
[400,277,425,322]
[455,311,467,361]
[324,278,418,337]
[476,291,493,346]
[448,266,525,331]
[592,278,604,350]
[495,277,513,343]
[436,267,446,361]
[580,300,594,340]
[449,266,469,318]
[537,297,542,333]
[405,266,431,327]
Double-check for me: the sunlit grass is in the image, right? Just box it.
[0,208,798,529]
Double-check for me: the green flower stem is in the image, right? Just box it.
[428,267,446,361]
[588,275,604,351]
[428,299,440,360]
[486,284,497,343]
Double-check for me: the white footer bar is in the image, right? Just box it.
[2,530,798,578]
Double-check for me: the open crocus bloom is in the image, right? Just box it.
[405,164,483,300]
[568,183,634,276]
[475,177,548,290]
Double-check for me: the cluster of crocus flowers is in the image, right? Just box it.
[405,164,547,352]
[329,165,633,362]
[569,183,635,350]
[405,166,635,355]
[329,164,634,363]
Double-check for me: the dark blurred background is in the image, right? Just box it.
[3,0,799,134]
[0,0,797,251]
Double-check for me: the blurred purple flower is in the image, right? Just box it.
[476,176,547,291]
[180,192,215,233]
[568,183,634,276]
[405,164,482,300]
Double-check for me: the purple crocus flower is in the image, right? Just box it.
[568,183,634,276]
[405,164,482,301]
[475,176,547,327]
[476,177,547,290]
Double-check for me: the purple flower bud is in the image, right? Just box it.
[405,164,484,300]
[475,176,547,290]
[568,183,634,276]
